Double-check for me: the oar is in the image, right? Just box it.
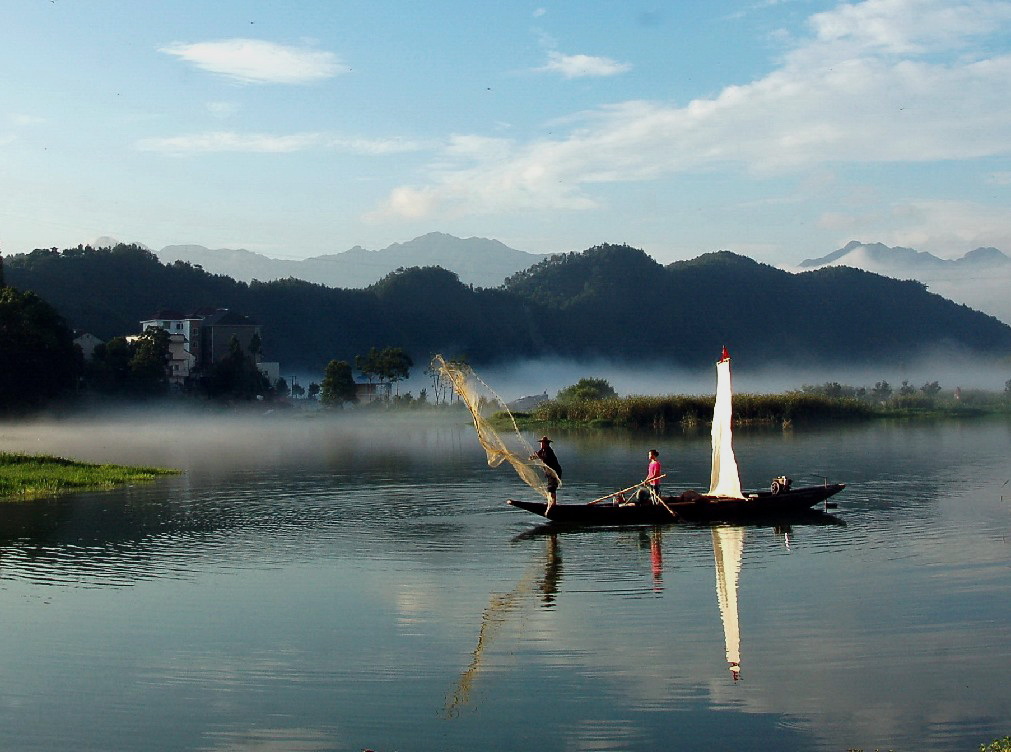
[648,484,681,521]
[588,474,667,505]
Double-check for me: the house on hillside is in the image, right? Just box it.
[139,307,278,390]
[140,309,205,365]
[141,308,262,370]
[126,330,196,389]
[191,308,260,369]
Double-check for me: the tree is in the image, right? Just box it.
[557,377,618,402]
[128,327,172,395]
[248,331,262,359]
[898,380,915,396]
[321,360,357,407]
[291,382,306,399]
[204,335,270,400]
[0,285,81,411]
[275,377,288,396]
[381,347,413,395]
[87,336,133,392]
[871,380,892,402]
[355,347,383,384]
[355,346,412,398]
[307,382,320,401]
[920,381,941,397]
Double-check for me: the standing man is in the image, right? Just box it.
[646,449,663,500]
[535,436,562,512]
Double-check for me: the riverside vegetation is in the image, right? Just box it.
[500,378,1011,430]
[0,452,179,500]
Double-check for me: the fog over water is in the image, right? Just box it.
[423,353,1010,402]
[0,408,473,471]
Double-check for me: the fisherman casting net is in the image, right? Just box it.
[433,354,559,502]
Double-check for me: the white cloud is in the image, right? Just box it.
[134,131,429,157]
[375,0,1011,221]
[328,137,428,155]
[159,39,343,84]
[537,51,633,78]
[806,0,1011,55]
[135,131,323,153]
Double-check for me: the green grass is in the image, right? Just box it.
[0,452,180,500]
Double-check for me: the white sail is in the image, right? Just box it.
[713,525,745,680]
[709,356,744,498]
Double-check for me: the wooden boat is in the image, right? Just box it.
[507,481,846,525]
[507,348,846,526]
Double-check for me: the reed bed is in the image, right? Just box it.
[0,452,179,500]
[530,392,875,429]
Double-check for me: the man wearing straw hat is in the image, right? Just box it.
[534,436,562,511]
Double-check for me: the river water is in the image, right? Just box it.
[0,411,1008,752]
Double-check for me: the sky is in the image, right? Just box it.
[2,0,1011,268]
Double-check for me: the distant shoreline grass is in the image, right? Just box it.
[497,393,1009,431]
[0,452,180,501]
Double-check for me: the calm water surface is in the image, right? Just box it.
[0,412,1008,752]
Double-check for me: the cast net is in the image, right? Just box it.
[433,354,559,501]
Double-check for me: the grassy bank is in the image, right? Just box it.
[0,452,179,500]
[501,392,1009,431]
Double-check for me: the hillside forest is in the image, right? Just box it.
[3,242,1011,412]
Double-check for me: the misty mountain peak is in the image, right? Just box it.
[959,246,1010,265]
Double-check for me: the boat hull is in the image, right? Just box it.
[507,483,846,525]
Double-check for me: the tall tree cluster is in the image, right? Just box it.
[0,268,81,412]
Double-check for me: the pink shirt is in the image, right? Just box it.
[647,459,662,486]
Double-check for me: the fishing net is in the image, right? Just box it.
[433,354,559,502]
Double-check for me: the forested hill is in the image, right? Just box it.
[6,243,1011,372]
[503,244,1011,363]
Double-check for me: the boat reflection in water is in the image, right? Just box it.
[448,514,841,716]
[443,534,559,718]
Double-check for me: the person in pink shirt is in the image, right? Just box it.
[645,449,662,499]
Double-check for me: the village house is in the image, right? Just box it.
[139,308,279,389]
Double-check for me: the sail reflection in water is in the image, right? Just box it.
[712,526,745,681]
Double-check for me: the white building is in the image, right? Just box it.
[125,331,196,388]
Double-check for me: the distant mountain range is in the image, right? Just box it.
[800,240,1011,270]
[87,234,1011,325]
[797,240,1011,324]
[10,241,1009,373]
[135,232,554,289]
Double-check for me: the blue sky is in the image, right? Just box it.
[2,0,1010,266]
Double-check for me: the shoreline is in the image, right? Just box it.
[0,452,180,501]
[497,393,1009,431]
